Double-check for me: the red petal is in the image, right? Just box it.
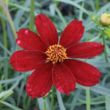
[65,60,101,86]
[16,29,46,51]
[60,20,84,48]
[53,63,76,95]
[35,14,58,46]
[67,42,104,58]
[10,50,46,72]
[26,63,52,98]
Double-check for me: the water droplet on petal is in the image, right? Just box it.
[17,40,21,44]
[25,30,28,34]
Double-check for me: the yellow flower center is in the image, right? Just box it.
[45,44,68,64]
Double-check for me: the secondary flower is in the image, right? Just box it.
[10,14,104,98]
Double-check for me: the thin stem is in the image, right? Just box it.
[25,97,31,110]
[55,7,67,27]
[43,97,47,110]
[29,0,35,29]
[105,96,110,110]
[96,0,100,11]
[1,13,8,89]
[55,0,90,16]
[51,88,55,110]
[86,88,91,110]
[102,35,109,62]
[56,90,66,110]
[0,0,17,39]
[1,18,7,48]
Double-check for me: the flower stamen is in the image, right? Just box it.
[45,44,68,64]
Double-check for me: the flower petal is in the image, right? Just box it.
[53,63,76,95]
[16,29,46,51]
[67,42,104,58]
[35,14,58,46]
[60,20,84,48]
[10,50,46,72]
[26,63,52,98]
[65,60,101,86]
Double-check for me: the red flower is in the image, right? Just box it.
[10,14,104,98]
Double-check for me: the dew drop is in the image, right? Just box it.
[17,40,21,44]
[25,30,28,34]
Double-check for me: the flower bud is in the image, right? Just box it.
[100,13,110,26]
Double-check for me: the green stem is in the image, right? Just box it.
[1,13,8,89]
[86,88,91,110]
[55,7,67,27]
[96,0,100,11]
[51,88,55,110]
[105,96,110,110]
[29,0,35,29]
[102,35,109,62]
[25,97,31,110]
[1,18,7,48]
[43,97,47,110]
[0,0,17,39]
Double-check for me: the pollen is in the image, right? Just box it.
[45,44,68,64]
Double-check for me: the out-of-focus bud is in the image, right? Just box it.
[103,28,110,39]
[100,13,110,26]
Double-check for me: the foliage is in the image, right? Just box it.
[0,0,110,110]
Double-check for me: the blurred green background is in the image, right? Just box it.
[0,0,110,110]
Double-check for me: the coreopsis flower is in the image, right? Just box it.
[10,14,104,98]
